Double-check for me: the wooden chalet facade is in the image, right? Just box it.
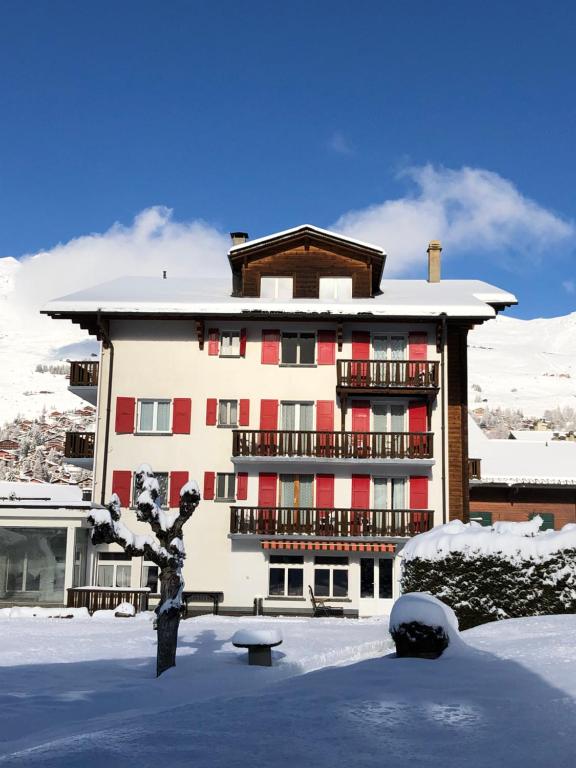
[43,225,516,615]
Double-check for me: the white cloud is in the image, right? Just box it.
[10,206,230,309]
[562,280,575,294]
[333,165,574,275]
[328,131,355,156]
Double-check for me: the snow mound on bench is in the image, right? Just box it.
[232,629,283,646]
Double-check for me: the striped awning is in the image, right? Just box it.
[261,540,396,553]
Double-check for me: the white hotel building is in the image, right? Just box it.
[43,225,516,616]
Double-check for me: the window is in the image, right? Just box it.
[216,473,236,502]
[260,276,293,299]
[360,558,374,598]
[281,332,315,366]
[132,472,168,508]
[218,399,238,427]
[138,399,170,433]
[379,559,393,599]
[97,552,132,588]
[531,512,555,531]
[220,330,240,357]
[372,334,406,361]
[470,511,493,527]
[142,564,159,592]
[319,277,353,300]
[373,477,406,510]
[280,474,314,507]
[372,403,405,432]
[0,528,66,602]
[281,401,313,431]
[268,555,304,597]
[314,556,349,598]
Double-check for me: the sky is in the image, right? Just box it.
[1,0,576,318]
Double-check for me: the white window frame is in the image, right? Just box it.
[371,402,406,432]
[371,333,407,361]
[280,331,316,367]
[137,399,171,434]
[215,473,236,502]
[313,556,349,598]
[141,562,159,592]
[281,401,314,431]
[268,555,304,597]
[132,471,169,509]
[372,476,407,510]
[96,552,133,588]
[218,399,238,427]
[319,276,353,300]
[260,276,294,299]
[220,330,241,357]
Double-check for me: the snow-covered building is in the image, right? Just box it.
[0,482,91,607]
[469,417,576,529]
[43,225,516,615]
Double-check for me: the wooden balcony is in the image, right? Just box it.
[337,359,439,394]
[469,457,481,480]
[64,431,95,460]
[69,361,99,387]
[232,430,433,460]
[230,506,433,538]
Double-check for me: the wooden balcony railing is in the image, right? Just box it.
[232,430,433,459]
[230,506,432,538]
[337,360,439,390]
[469,458,481,480]
[69,361,99,387]
[65,431,95,459]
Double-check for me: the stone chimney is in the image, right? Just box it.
[427,240,442,283]
[230,231,249,247]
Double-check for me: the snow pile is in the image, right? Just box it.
[232,629,283,646]
[390,593,458,638]
[402,517,576,564]
[0,606,89,619]
[114,602,136,617]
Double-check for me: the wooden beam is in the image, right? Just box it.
[337,322,344,352]
[195,319,205,350]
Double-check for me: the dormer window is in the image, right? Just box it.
[319,277,353,300]
[260,277,293,299]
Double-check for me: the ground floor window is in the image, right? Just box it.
[314,556,349,597]
[379,559,393,599]
[0,527,67,603]
[142,563,159,592]
[360,557,393,599]
[97,552,132,588]
[268,555,304,596]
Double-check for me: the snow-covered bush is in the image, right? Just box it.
[389,593,461,658]
[401,519,576,629]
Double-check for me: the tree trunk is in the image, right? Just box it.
[156,567,182,677]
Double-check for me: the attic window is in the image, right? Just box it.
[260,277,293,299]
[319,277,352,300]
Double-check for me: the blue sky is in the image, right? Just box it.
[1,0,575,318]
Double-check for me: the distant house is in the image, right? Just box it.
[0,440,19,451]
[469,418,576,529]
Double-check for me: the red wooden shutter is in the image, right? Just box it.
[352,401,370,432]
[352,331,370,359]
[239,328,247,357]
[259,399,278,429]
[237,472,248,501]
[112,470,132,507]
[115,397,135,433]
[258,473,277,506]
[316,400,334,431]
[239,399,250,427]
[317,330,336,365]
[203,471,215,500]
[170,471,189,508]
[409,332,427,360]
[408,402,427,432]
[410,476,428,508]
[316,474,335,508]
[208,329,220,356]
[206,398,217,426]
[172,398,192,434]
[261,330,280,364]
[351,474,370,509]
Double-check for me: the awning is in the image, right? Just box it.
[261,540,396,553]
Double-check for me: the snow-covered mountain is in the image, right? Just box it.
[468,313,576,416]
[0,257,98,427]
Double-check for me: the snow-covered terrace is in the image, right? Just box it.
[469,418,576,486]
[0,481,90,508]
[43,276,517,319]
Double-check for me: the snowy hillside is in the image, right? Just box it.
[0,257,98,427]
[468,312,576,417]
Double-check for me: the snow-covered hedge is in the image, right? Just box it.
[401,517,576,629]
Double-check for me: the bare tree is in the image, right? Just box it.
[89,465,201,677]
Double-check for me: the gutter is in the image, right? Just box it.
[96,312,114,505]
[440,313,448,525]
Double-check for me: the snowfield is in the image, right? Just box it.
[0,614,575,767]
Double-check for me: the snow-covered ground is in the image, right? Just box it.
[0,613,575,766]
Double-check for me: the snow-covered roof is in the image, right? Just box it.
[43,276,517,320]
[469,417,576,485]
[0,481,89,508]
[228,224,386,255]
[509,430,556,443]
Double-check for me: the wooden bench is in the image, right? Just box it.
[181,591,224,617]
[308,586,345,617]
[67,587,149,614]
[232,629,283,666]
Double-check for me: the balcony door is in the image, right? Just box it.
[372,404,405,457]
[359,557,395,617]
[373,476,406,534]
[279,474,314,531]
[373,334,406,386]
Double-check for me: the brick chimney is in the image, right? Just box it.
[427,240,442,283]
[230,232,249,246]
